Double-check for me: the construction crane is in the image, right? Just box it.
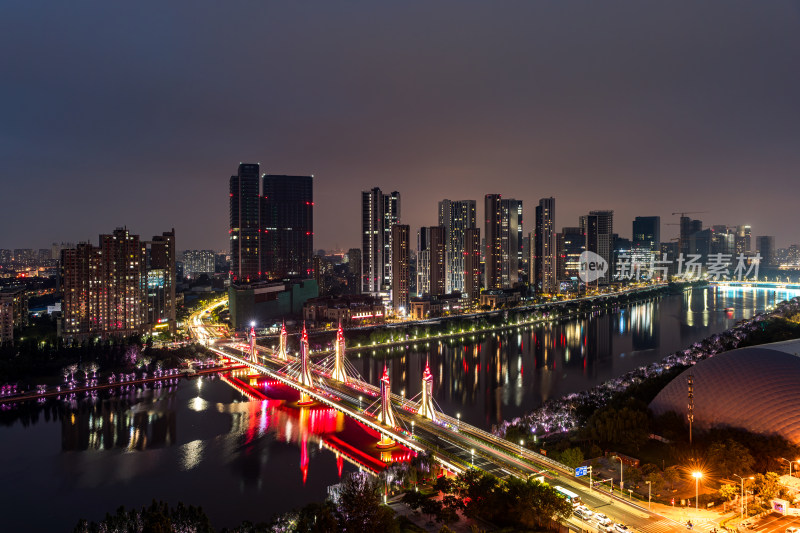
[671,211,708,218]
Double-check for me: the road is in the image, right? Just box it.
[188,298,688,533]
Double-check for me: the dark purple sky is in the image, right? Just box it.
[2,1,799,251]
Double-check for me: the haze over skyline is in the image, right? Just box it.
[2,1,799,250]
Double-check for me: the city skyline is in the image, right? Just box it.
[2,2,800,251]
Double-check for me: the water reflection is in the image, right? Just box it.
[351,287,799,430]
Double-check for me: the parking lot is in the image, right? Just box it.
[750,513,800,533]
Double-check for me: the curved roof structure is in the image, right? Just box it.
[649,339,800,443]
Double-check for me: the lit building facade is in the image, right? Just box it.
[464,227,481,303]
[261,174,313,278]
[229,163,261,283]
[437,199,476,293]
[532,197,557,293]
[61,228,176,339]
[484,194,522,289]
[416,226,445,297]
[182,249,215,279]
[391,224,410,314]
[361,188,400,294]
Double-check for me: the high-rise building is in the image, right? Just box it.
[532,197,557,293]
[145,230,176,333]
[585,210,614,285]
[632,217,660,252]
[711,226,735,255]
[484,194,522,289]
[464,227,481,303]
[416,226,446,297]
[391,224,410,313]
[437,200,477,293]
[756,236,775,266]
[0,288,27,345]
[347,248,361,277]
[261,174,313,278]
[61,228,176,339]
[560,226,585,280]
[0,250,11,267]
[361,188,400,294]
[182,250,215,278]
[679,217,703,257]
[229,163,261,283]
[736,225,752,255]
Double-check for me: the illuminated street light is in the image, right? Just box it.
[733,474,754,520]
[692,471,703,510]
[646,480,651,509]
[471,448,474,466]
[457,412,461,430]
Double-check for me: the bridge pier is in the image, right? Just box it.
[297,323,315,406]
[376,366,396,449]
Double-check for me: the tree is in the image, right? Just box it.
[707,439,754,477]
[663,466,681,491]
[559,447,585,469]
[335,471,399,533]
[295,501,340,533]
[719,484,738,503]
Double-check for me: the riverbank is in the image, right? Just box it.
[334,282,683,356]
[495,295,800,440]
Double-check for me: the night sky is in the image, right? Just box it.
[2,1,799,251]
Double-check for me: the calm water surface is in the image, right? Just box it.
[1,286,796,531]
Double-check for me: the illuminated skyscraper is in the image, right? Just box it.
[464,227,481,302]
[391,224,410,313]
[229,163,261,283]
[532,197,557,293]
[361,188,400,294]
[261,174,313,278]
[417,226,445,296]
[438,199,477,293]
[484,194,522,289]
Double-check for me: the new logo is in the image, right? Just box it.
[579,251,608,283]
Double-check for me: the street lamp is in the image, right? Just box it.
[411,421,415,437]
[471,448,475,466]
[692,471,703,510]
[612,455,623,492]
[457,412,461,430]
[780,458,800,477]
[646,480,652,509]
[733,474,754,520]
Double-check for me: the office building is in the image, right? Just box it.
[484,194,522,290]
[261,174,313,278]
[583,210,614,284]
[560,226,585,280]
[361,188,400,294]
[532,197,557,293]
[632,217,660,252]
[183,250,215,279]
[736,225,752,255]
[756,236,776,266]
[229,163,261,283]
[437,199,477,293]
[391,224,410,314]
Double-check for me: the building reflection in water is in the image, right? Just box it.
[350,287,788,430]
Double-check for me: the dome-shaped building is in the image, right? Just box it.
[649,339,800,443]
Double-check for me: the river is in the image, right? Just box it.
[0,286,796,531]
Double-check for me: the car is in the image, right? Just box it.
[614,524,630,533]
[785,527,799,533]
[593,514,612,526]
[574,507,593,520]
